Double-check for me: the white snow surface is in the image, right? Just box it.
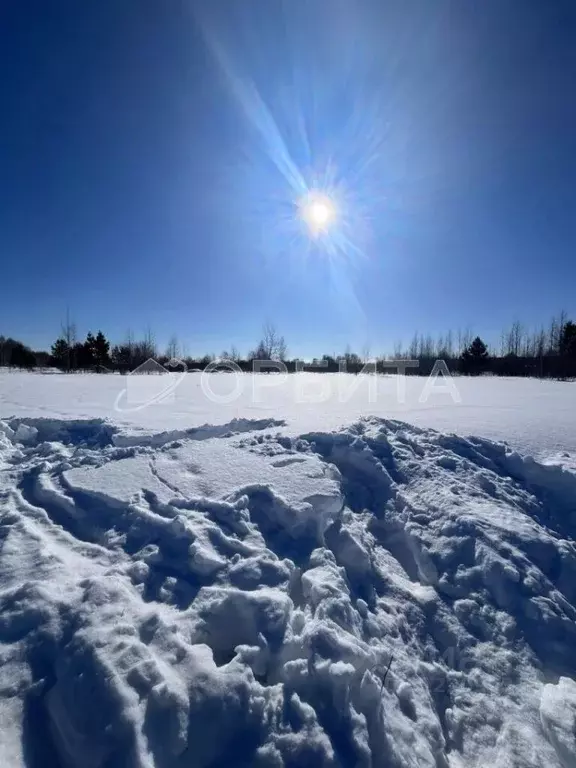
[1,372,576,767]
[1,370,575,458]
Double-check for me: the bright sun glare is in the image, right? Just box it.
[300,192,337,236]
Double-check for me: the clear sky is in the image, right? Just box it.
[1,0,576,358]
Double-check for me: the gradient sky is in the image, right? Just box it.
[1,0,576,358]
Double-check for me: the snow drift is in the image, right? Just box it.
[1,414,576,767]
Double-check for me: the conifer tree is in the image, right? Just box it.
[94,330,110,368]
[461,336,489,375]
[560,321,576,358]
[51,338,70,370]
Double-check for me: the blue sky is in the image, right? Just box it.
[1,0,576,358]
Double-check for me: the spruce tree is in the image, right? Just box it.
[51,338,70,370]
[560,321,576,358]
[94,331,111,369]
[461,336,489,375]
[83,332,97,369]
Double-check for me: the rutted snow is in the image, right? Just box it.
[1,409,576,768]
[64,437,342,541]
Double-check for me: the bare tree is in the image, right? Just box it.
[462,328,473,354]
[535,326,546,359]
[499,320,525,357]
[276,336,287,361]
[546,311,568,356]
[445,330,454,359]
[143,326,157,359]
[436,334,445,358]
[421,334,435,358]
[220,348,240,361]
[125,329,135,367]
[408,333,419,359]
[60,309,77,371]
[256,322,287,360]
[558,310,568,352]
[166,334,180,360]
[523,328,540,358]
[61,310,77,348]
[437,330,454,360]
[510,321,524,357]
[500,328,509,357]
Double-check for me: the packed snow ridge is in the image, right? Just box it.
[1,415,576,767]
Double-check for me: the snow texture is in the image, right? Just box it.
[1,399,576,767]
[1,370,575,459]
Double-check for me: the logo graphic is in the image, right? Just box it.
[114,358,188,413]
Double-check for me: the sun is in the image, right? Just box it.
[309,200,332,226]
[299,191,337,236]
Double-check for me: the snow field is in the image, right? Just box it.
[1,410,576,767]
[1,370,576,459]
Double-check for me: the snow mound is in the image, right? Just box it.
[1,416,576,767]
[5,415,286,449]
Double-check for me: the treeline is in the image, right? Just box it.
[1,312,576,379]
[385,313,576,377]
[0,337,51,369]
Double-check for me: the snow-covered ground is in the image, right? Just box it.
[1,370,575,458]
[1,372,575,767]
